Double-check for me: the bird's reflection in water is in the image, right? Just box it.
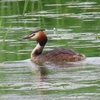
[29,61,52,100]
[30,61,49,82]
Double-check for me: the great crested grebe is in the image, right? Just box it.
[22,29,86,63]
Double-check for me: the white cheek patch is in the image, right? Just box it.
[30,32,40,40]
[33,32,39,39]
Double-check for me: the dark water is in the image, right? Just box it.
[0,0,100,100]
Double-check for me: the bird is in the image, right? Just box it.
[22,29,86,63]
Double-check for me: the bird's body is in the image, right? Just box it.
[31,48,85,63]
[22,29,86,63]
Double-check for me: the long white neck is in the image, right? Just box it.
[31,43,44,57]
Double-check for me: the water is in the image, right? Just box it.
[0,0,100,100]
[0,58,100,100]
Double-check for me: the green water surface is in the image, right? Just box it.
[0,0,100,100]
